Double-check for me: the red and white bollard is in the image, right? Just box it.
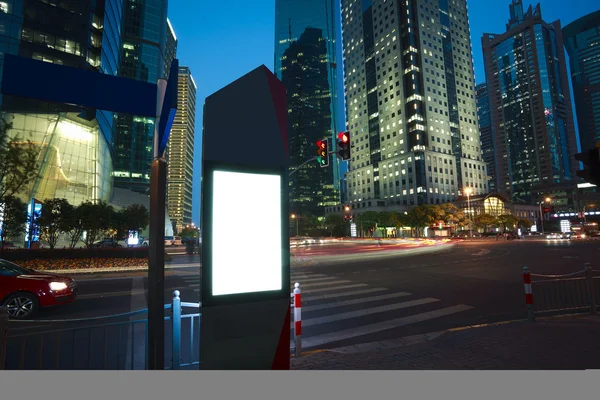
[523,266,535,322]
[293,282,302,357]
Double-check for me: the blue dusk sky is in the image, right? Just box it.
[168,0,599,225]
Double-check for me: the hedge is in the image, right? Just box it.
[0,247,149,262]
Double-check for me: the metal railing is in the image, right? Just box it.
[528,263,599,316]
[0,290,200,370]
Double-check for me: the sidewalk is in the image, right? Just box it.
[291,314,600,370]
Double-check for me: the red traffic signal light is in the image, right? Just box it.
[316,139,329,167]
[337,131,350,160]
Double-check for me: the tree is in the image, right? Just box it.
[0,196,27,248]
[324,214,344,237]
[38,198,75,249]
[65,206,85,248]
[497,214,518,232]
[79,201,114,247]
[354,211,379,237]
[407,205,439,237]
[474,214,498,232]
[179,227,199,238]
[111,204,149,239]
[517,218,532,230]
[0,118,39,205]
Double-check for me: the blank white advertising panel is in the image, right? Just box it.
[212,170,282,296]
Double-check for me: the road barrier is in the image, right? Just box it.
[523,266,534,322]
[523,263,600,319]
[0,291,200,370]
[292,282,302,357]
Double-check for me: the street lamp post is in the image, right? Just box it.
[538,197,551,235]
[291,214,299,237]
[465,188,473,239]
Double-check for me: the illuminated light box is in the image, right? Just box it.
[212,170,282,296]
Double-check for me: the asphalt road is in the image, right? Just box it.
[5,238,599,367]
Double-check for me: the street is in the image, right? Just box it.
[3,238,599,370]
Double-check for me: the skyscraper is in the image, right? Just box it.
[275,0,341,215]
[482,1,578,202]
[341,0,487,209]
[113,0,168,195]
[164,18,178,80]
[563,11,600,151]
[167,66,196,232]
[476,83,495,193]
[0,0,123,206]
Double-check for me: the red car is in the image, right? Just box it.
[0,259,77,319]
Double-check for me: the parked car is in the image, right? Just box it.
[92,239,122,248]
[0,241,17,249]
[171,236,183,246]
[0,259,77,319]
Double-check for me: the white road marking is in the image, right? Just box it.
[294,280,352,288]
[301,292,412,312]
[302,288,388,301]
[300,304,474,349]
[302,283,368,294]
[290,276,338,284]
[296,298,439,328]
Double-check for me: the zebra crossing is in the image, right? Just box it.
[174,270,474,351]
[290,271,474,350]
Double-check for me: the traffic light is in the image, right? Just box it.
[337,131,351,160]
[316,139,329,167]
[575,144,600,186]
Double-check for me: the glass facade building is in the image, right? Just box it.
[167,66,195,232]
[281,27,339,216]
[7,112,113,205]
[0,0,123,206]
[113,0,168,195]
[563,11,600,151]
[476,83,495,193]
[341,0,487,211]
[275,0,342,213]
[482,1,578,202]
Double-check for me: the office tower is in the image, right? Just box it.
[275,0,341,215]
[281,28,340,216]
[113,0,168,194]
[476,83,495,193]
[164,18,178,80]
[341,0,487,209]
[563,11,600,151]
[167,67,196,232]
[0,0,123,205]
[482,1,578,202]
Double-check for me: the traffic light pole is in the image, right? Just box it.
[289,157,318,176]
[290,149,341,177]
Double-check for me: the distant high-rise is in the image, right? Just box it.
[563,11,600,151]
[482,0,578,202]
[167,67,196,232]
[275,0,341,215]
[341,0,487,209]
[476,83,496,193]
[113,0,168,195]
[164,18,178,80]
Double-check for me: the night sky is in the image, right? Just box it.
[168,0,599,225]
